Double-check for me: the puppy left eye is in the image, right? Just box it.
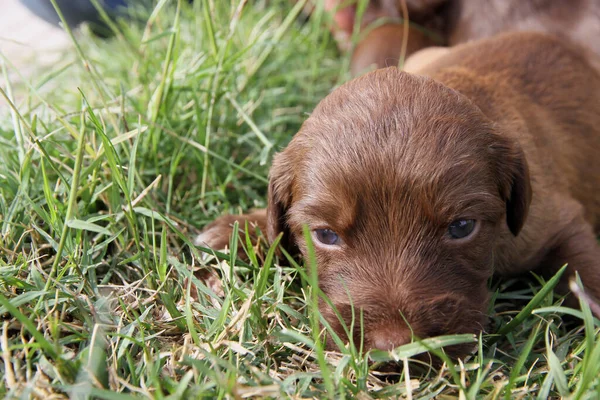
[314,229,341,246]
[448,219,476,239]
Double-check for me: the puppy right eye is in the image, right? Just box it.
[314,229,341,246]
[448,219,476,239]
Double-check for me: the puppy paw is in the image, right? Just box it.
[187,211,268,301]
[194,209,268,253]
[194,215,239,251]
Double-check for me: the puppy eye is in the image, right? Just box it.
[314,229,341,246]
[448,219,476,239]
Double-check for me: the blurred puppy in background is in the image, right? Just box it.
[323,0,600,75]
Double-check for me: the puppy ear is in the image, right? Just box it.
[505,150,532,236]
[494,136,532,236]
[266,151,295,247]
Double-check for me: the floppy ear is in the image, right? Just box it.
[505,148,532,236]
[492,135,532,236]
[266,151,295,248]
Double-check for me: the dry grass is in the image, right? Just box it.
[0,0,598,398]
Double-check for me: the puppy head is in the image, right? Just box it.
[267,67,531,354]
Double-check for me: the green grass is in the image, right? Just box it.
[1,0,599,398]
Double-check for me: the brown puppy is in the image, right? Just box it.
[330,0,600,75]
[197,32,600,354]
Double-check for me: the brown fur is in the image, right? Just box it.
[198,32,600,355]
[446,0,600,54]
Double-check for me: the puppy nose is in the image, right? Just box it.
[368,327,412,351]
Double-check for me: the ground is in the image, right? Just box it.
[0,0,598,398]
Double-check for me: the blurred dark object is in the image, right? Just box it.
[19,0,129,35]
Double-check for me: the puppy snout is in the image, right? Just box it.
[367,324,412,351]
